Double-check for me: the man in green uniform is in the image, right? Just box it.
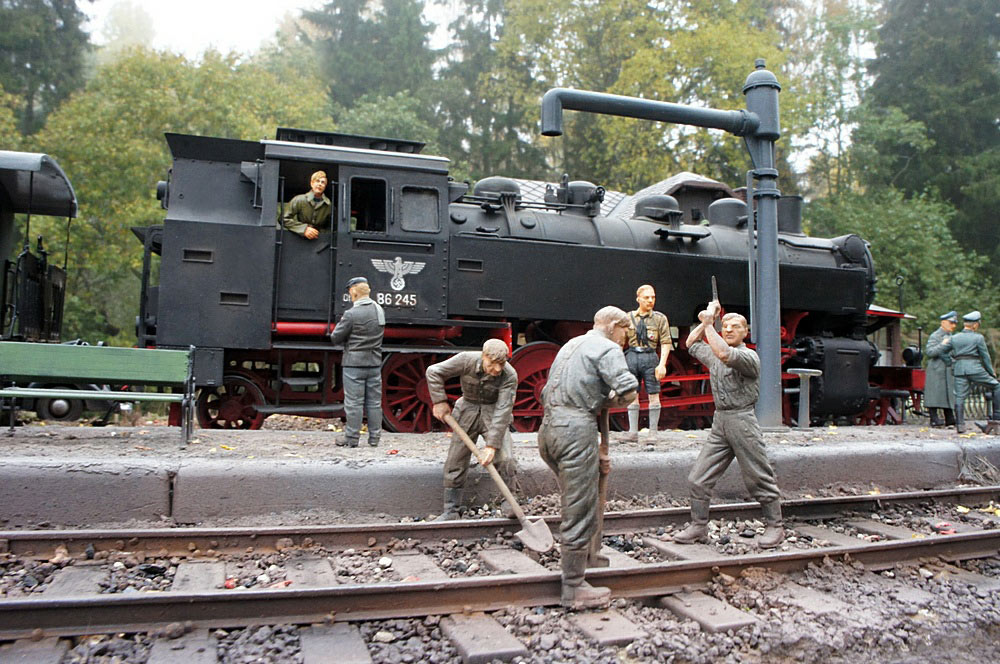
[673,301,784,549]
[950,311,1000,434]
[539,306,638,609]
[924,311,957,427]
[624,284,673,441]
[426,339,519,520]
[281,171,331,239]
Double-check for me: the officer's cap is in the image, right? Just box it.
[963,310,982,322]
[346,276,368,290]
[940,311,958,323]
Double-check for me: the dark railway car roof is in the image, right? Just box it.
[0,151,77,217]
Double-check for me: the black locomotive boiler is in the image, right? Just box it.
[136,126,890,432]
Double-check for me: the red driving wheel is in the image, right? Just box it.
[381,345,461,433]
[196,374,268,430]
[510,342,560,432]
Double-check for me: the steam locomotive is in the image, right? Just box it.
[133,125,910,432]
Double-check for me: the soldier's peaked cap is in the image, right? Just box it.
[963,311,982,322]
[941,311,958,322]
[346,276,368,289]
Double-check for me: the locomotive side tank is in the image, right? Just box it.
[137,127,879,431]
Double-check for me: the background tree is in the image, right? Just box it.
[303,0,437,114]
[28,49,335,343]
[865,0,1000,276]
[93,0,155,65]
[434,0,548,181]
[0,0,92,134]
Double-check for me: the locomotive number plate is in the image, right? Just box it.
[375,291,418,308]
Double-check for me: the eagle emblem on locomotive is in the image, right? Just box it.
[371,257,426,292]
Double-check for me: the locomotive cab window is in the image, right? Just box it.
[399,186,440,233]
[349,177,387,233]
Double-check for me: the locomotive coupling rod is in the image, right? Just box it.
[541,88,759,138]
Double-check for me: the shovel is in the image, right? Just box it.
[443,413,554,552]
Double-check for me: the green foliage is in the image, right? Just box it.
[865,0,1000,275]
[336,92,441,154]
[27,49,335,345]
[807,188,994,330]
[495,0,805,190]
[433,0,548,181]
[303,0,437,112]
[0,84,21,148]
[0,0,91,134]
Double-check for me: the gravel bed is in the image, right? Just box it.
[215,624,302,663]
[64,633,153,663]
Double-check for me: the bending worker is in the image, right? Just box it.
[539,306,637,610]
[427,339,518,520]
[624,284,672,441]
[951,310,1000,434]
[673,301,784,549]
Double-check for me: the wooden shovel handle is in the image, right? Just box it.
[443,413,527,522]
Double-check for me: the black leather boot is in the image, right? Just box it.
[929,408,943,427]
[955,403,967,434]
[943,408,956,427]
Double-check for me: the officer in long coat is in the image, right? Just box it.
[950,311,1000,433]
[924,311,957,427]
[427,339,518,520]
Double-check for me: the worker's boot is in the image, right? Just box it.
[433,488,463,521]
[560,550,610,610]
[929,408,943,428]
[672,499,710,544]
[955,404,967,434]
[499,499,517,519]
[624,403,640,442]
[943,408,956,427]
[976,420,1000,435]
[758,500,785,549]
[587,530,610,568]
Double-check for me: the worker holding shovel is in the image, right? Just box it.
[427,339,519,520]
[539,306,638,610]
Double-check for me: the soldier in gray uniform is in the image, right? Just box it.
[950,311,1000,434]
[673,301,784,549]
[330,277,385,447]
[924,311,957,427]
[539,306,638,609]
[427,339,519,520]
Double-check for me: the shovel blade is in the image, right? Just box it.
[516,517,554,553]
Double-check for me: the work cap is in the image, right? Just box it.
[940,311,958,323]
[346,276,368,289]
[963,311,982,322]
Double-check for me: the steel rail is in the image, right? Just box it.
[1,529,998,640]
[2,486,998,558]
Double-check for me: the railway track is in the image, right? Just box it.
[2,487,999,661]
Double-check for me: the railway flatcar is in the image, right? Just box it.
[136,124,909,432]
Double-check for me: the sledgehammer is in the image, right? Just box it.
[443,413,554,553]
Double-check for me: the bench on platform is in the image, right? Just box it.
[0,342,195,444]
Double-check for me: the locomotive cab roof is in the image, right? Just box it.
[0,150,78,217]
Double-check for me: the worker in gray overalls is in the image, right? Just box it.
[673,301,784,549]
[426,339,519,520]
[539,306,638,609]
[950,310,1000,434]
